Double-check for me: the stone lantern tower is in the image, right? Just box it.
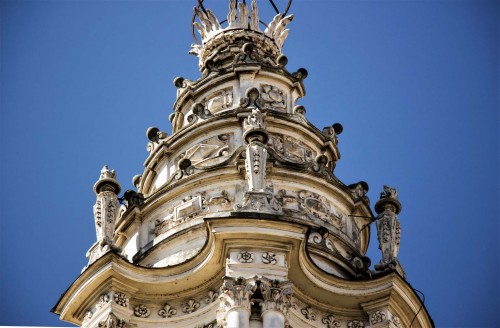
[53,1,433,328]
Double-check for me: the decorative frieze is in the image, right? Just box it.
[182,299,201,314]
[237,250,254,263]
[322,314,341,328]
[158,304,177,318]
[261,252,277,265]
[370,310,387,325]
[301,306,317,321]
[133,305,150,318]
[347,320,365,328]
[205,290,220,304]
[113,292,129,307]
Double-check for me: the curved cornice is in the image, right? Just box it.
[54,217,430,327]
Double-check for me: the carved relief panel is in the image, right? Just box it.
[204,87,234,113]
[275,189,345,230]
[178,133,233,168]
[260,84,287,111]
[268,133,316,163]
[154,189,236,237]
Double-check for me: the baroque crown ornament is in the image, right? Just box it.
[190,0,294,71]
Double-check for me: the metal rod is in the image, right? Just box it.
[269,0,280,14]
[198,0,208,17]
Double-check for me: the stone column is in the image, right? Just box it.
[262,310,285,328]
[219,277,257,328]
[259,278,292,328]
[227,308,251,328]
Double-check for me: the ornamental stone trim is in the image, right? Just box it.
[158,304,177,318]
[113,292,129,307]
[261,252,277,264]
[133,304,150,318]
[370,311,386,325]
[238,250,254,263]
[182,299,201,314]
[347,320,365,328]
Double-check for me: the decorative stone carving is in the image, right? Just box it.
[170,111,185,134]
[179,134,231,167]
[298,190,344,228]
[374,185,402,272]
[192,0,293,49]
[240,88,265,110]
[195,320,217,328]
[284,136,314,162]
[113,292,129,307]
[208,190,234,210]
[260,84,286,110]
[96,293,111,310]
[205,290,220,304]
[348,181,370,204]
[88,166,122,265]
[347,320,364,328]
[122,190,144,208]
[322,314,341,328]
[234,42,274,66]
[268,134,285,154]
[392,315,403,328]
[82,311,93,325]
[307,230,339,254]
[154,193,208,236]
[293,105,306,116]
[219,277,257,312]
[182,299,200,314]
[133,304,150,318]
[187,102,213,126]
[301,306,317,321]
[205,88,233,112]
[269,133,316,163]
[237,108,282,214]
[158,304,177,318]
[262,252,277,265]
[146,126,168,153]
[370,311,387,325]
[245,139,267,192]
[238,251,254,263]
[259,278,293,315]
[264,9,294,48]
[98,313,126,328]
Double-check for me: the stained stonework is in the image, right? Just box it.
[53,2,432,328]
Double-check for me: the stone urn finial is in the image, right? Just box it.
[374,185,404,276]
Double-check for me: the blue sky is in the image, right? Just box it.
[0,0,498,327]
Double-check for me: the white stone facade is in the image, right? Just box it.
[53,2,432,328]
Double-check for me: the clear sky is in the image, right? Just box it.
[0,0,498,327]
